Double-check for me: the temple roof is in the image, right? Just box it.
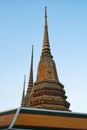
[0,107,87,129]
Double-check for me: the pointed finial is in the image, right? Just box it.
[45,6,47,17]
[30,45,33,84]
[32,45,33,59]
[41,7,52,57]
[23,74,26,98]
[21,75,26,106]
[24,75,26,88]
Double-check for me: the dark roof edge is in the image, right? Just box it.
[20,107,87,118]
[0,108,17,116]
[0,107,87,120]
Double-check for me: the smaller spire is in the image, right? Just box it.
[27,45,33,93]
[29,45,33,87]
[21,75,26,106]
[22,46,34,107]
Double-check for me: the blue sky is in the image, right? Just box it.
[0,0,87,113]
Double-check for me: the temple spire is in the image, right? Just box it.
[23,7,70,111]
[21,75,26,106]
[42,7,52,56]
[21,46,33,107]
[27,45,33,93]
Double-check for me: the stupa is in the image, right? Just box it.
[21,7,70,111]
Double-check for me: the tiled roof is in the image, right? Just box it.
[0,107,87,129]
[0,109,17,129]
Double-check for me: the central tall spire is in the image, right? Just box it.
[22,7,70,111]
[42,7,52,57]
[36,7,59,82]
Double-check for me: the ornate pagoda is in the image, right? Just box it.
[21,7,70,111]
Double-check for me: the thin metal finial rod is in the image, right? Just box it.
[23,74,26,97]
[45,6,47,17]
